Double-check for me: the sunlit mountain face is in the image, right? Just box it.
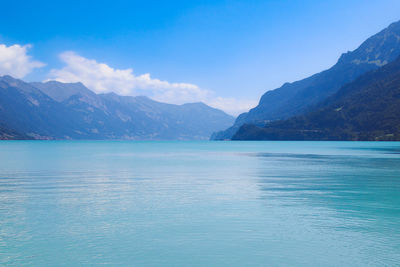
[0,76,234,140]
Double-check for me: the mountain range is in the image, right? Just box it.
[2,20,400,141]
[212,20,400,140]
[233,55,400,141]
[0,76,234,140]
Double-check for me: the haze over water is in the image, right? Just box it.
[0,141,400,266]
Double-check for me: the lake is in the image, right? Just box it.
[0,141,399,266]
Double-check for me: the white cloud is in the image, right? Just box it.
[48,51,255,115]
[0,44,45,78]
[208,97,258,116]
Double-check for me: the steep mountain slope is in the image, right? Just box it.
[233,56,400,141]
[213,20,400,140]
[0,76,87,139]
[0,76,234,140]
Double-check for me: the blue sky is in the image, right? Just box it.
[1,0,400,115]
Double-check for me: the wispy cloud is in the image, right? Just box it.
[48,51,255,115]
[0,44,45,78]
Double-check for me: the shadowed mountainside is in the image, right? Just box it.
[233,56,400,141]
[213,20,400,140]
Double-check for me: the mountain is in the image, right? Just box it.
[0,76,234,140]
[213,20,400,140]
[0,123,28,140]
[31,81,95,102]
[0,76,87,139]
[233,55,400,141]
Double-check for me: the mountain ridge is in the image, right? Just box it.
[0,76,234,140]
[232,55,400,141]
[212,20,400,140]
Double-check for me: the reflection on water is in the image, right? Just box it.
[0,141,399,266]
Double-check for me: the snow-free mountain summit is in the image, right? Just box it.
[0,76,234,140]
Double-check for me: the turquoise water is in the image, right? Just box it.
[0,141,400,266]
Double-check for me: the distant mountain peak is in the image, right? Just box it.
[0,75,41,94]
[0,75,15,80]
[0,75,21,85]
[41,80,86,88]
[32,80,96,102]
[0,75,235,140]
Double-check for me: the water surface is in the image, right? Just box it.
[0,141,399,266]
